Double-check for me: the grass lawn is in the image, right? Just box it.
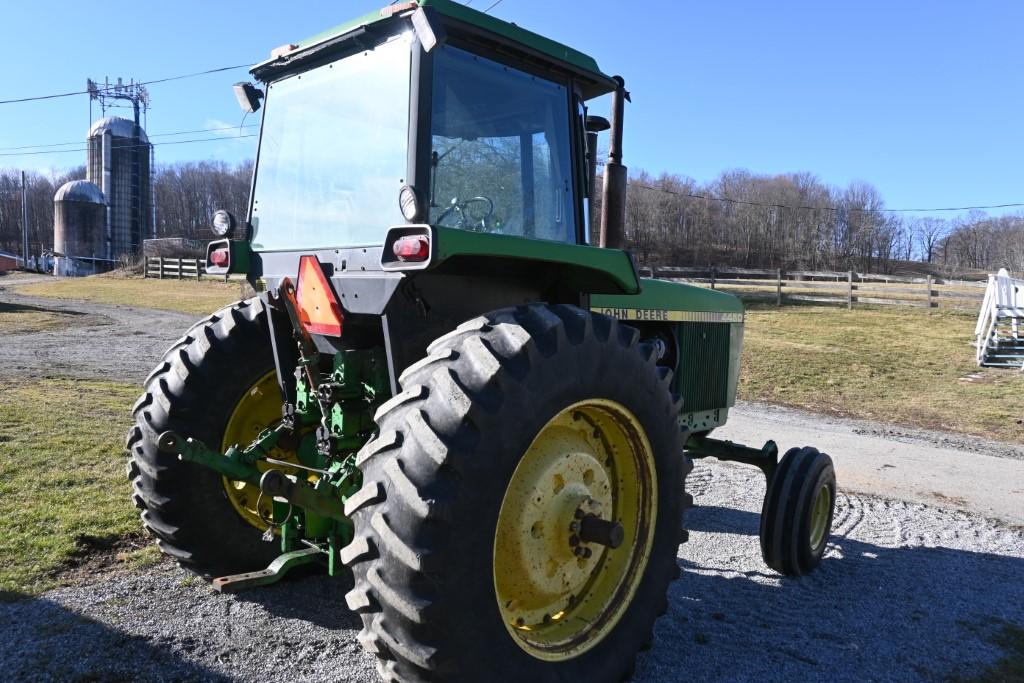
[16,273,249,316]
[740,304,1022,442]
[14,275,1019,443]
[0,380,153,596]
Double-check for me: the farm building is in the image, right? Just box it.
[0,250,22,271]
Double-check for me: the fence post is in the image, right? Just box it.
[177,257,182,280]
[158,257,164,280]
[847,271,854,310]
[144,258,148,278]
[195,258,201,282]
[926,275,933,313]
[710,266,717,290]
[776,268,782,306]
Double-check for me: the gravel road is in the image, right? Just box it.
[4,462,1021,682]
[3,284,1023,682]
[0,277,195,383]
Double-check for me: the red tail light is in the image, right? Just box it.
[209,247,230,267]
[393,235,429,262]
[296,255,344,336]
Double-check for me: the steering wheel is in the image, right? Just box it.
[436,196,495,231]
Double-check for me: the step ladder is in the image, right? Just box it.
[976,268,1024,370]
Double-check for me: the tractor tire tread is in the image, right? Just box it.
[342,303,689,682]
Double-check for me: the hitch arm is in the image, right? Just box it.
[157,431,266,486]
[685,436,780,484]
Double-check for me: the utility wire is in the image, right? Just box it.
[0,63,253,106]
[483,0,506,13]
[0,134,256,157]
[0,125,259,153]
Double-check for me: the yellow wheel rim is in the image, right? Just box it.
[809,483,832,552]
[493,399,658,661]
[221,370,307,531]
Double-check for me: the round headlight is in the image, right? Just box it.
[399,185,422,222]
[211,210,236,238]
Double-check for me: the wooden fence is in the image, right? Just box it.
[145,256,210,280]
[639,266,987,310]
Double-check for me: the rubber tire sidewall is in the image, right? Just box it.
[129,300,283,577]
[759,447,836,576]
[348,305,686,682]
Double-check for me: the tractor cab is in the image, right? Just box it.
[233,0,620,263]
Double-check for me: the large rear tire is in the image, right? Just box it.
[343,304,691,682]
[125,299,289,578]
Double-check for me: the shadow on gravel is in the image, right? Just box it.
[229,572,362,630]
[648,505,1024,681]
[0,300,87,316]
[0,591,229,682]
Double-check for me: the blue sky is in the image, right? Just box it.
[2,0,1022,219]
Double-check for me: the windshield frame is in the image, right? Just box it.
[247,25,588,252]
[424,35,587,246]
[247,26,424,252]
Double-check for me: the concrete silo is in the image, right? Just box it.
[53,180,107,276]
[86,115,154,259]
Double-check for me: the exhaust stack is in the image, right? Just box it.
[599,76,628,250]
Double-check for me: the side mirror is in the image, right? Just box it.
[233,82,264,114]
[211,209,237,238]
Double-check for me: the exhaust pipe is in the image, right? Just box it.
[599,76,629,250]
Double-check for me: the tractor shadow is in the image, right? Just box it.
[0,590,230,682]
[634,505,1024,682]
[227,570,363,631]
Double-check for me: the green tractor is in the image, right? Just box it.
[126,2,837,680]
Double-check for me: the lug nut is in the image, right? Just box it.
[574,546,593,558]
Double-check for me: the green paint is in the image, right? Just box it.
[212,547,325,593]
[279,0,613,95]
[434,226,640,295]
[592,277,744,316]
[165,432,262,486]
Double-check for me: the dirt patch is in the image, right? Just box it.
[0,286,197,383]
[53,533,165,587]
[0,299,105,335]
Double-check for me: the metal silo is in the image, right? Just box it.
[53,180,107,276]
[86,116,153,259]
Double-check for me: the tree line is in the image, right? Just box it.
[616,169,1020,275]
[0,160,252,259]
[1,158,1020,276]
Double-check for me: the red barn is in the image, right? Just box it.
[0,251,22,271]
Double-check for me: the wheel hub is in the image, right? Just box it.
[493,400,658,661]
[221,370,309,530]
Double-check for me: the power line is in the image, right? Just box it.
[624,179,1024,215]
[483,0,506,13]
[0,63,253,106]
[0,125,259,153]
[0,134,256,158]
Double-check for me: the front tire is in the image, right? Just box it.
[343,304,691,682]
[759,446,836,575]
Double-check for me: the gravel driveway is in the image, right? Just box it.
[3,462,1021,682]
[2,285,1022,682]
[0,280,195,383]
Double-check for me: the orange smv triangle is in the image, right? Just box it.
[296,255,344,336]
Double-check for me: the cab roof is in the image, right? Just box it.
[252,0,617,99]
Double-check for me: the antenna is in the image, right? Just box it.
[87,76,150,124]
